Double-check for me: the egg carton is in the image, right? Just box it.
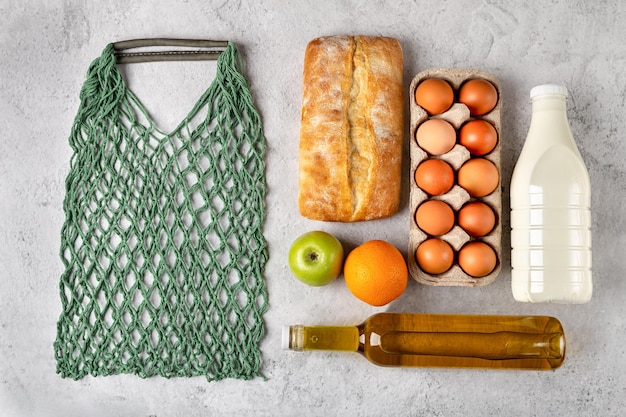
[408,68,502,286]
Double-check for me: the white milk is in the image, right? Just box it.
[510,84,592,303]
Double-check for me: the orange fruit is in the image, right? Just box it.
[343,240,408,306]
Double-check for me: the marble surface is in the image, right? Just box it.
[1,1,625,416]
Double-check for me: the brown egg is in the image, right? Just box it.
[415,200,455,236]
[415,119,457,155]
[457,158,499,197]
[458,202,496,237]
[458,79,498,116]
[458,241,497,277]
[414,159,455,196]
[459,120,498,156]
[415,238,454,275]
[415,78,454,115]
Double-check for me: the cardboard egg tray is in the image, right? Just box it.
[408,69,502,286]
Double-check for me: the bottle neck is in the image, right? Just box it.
[526,94,574,148]
[530,94,568,118]
[284,325,360,352]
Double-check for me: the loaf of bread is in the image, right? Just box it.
[298,36,404,222]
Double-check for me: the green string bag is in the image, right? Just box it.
[54,42,269,381]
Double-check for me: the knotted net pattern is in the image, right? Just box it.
[54,42,268,381]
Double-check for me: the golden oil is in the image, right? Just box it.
[283,313,565,370]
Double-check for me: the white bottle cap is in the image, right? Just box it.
[530,84,568,98]
[281,325,291,350]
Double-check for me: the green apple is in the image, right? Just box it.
[288,231,344,286]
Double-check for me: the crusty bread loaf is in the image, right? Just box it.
[298,36,404,222]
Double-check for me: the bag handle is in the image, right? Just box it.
[113,38,229,64]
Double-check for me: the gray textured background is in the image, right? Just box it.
[1,1,625,416]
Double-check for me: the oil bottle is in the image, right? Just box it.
[282,313,565,370]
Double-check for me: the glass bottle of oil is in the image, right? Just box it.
[282,313,565,370]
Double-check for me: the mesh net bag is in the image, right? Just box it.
[54,42,269,381]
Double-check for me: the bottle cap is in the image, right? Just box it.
[530,84,568,99]
[281,325,291,350]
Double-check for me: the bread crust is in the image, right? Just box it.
[298,36,404,222]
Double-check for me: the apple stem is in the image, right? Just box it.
[308,252,318,261]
